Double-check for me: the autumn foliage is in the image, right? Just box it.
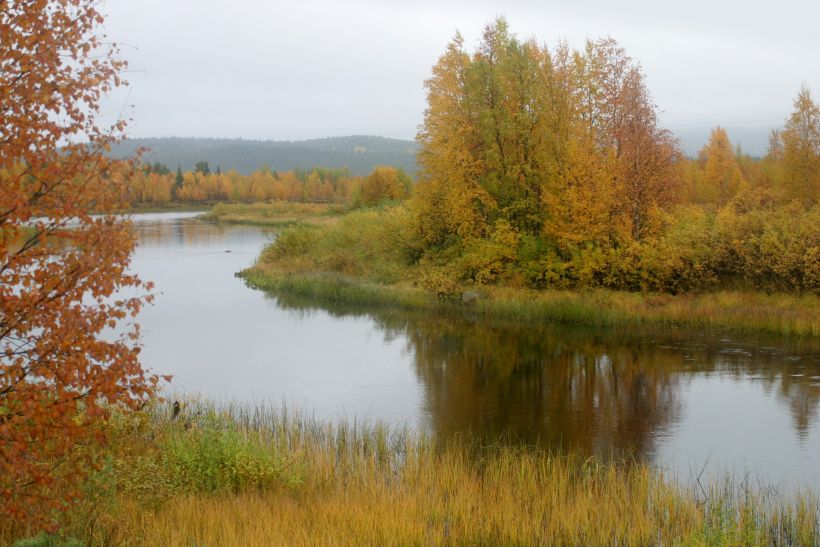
[256,20,818,298]
[1,0,160,525]
[123,165,399,207]
[414,22,680,249]
[355,166,410,207]
[404,19,818,294]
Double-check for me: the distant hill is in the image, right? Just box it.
[109,136,420,175]
[116,129,775,173]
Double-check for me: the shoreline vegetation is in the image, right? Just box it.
[98,204,213,216]
[241,268,819,337]
[3,401,818,546]
[224,201,818,337]
[223,18,817,341]
[121,204,212,215]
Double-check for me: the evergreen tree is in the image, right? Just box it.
[151,162,170,175]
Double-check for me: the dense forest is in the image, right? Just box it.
[248,19,818,296]
[110,135,419,176]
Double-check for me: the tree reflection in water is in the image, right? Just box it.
[268,290,820,462]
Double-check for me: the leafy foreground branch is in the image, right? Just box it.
[2,401,818,546]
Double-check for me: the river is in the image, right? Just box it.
[130,211,820,492]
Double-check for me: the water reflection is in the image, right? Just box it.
[407,317,683,460]
[269,291,820,466]
[133,211,272,249]
[129,213,820,490]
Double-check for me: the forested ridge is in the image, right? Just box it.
[110,135,418,175]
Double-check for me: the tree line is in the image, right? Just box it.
[125,164,411,207]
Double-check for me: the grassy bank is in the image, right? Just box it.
[238,204,819,336]
[202,201,346,227]
[241,268,820,336]
[3,401,818,546]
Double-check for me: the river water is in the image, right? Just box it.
[130,212,820,492]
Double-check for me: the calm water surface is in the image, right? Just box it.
[130,212,820,491]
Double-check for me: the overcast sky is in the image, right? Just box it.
[100,0,819,155]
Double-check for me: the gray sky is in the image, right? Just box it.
[100,0,820,155]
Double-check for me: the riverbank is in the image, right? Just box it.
[242,268,818,336]
[3,401,817,546]
[202,201,345,227]
[227,202,819,337]
[106,201,337,218]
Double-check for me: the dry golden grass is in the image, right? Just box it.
[3,402,817,546]
[483,286,820,337]
[111,468,693,547]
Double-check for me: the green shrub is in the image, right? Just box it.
[261,225,319,262]
[163,424,288,493]
[111,406,303,506]
[12,534,83,547]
